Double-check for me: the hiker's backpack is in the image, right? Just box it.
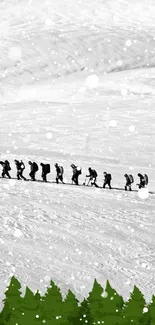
[92,169,98,178]
[6,161,11,171]
[107,173,112,181]
[33,162,39,172]
[45,164,50,174]
[59,166,64,175]
[129,174,134,184]
[144,174,149,185]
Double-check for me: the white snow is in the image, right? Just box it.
[8,47,22,62]
[143,307,148,313]
[138,188,149,200]
[13,229,23,238]
[85,75,99,88]
[109,120,117,127]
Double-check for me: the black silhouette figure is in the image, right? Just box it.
[137,173,145,189]
[40,163,50,182]
[103,172,112,189]
[85,167,98,187]
[124,174,134,191]
[71,164,82,185]
[14,160,26,180]
[55,163,64,184]
[0,160,11,179]
[28,161,38,181]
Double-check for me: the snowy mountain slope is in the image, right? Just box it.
[0,94,155,305]
[1,0,155,98]
[0,0,155,308]
[0,178,155,305]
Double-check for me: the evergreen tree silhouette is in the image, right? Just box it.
[62,289,79,325]
[8,287,42,325]
[87,279,105,324]
[40,280,63,325]
[78,298,93,325]
[100,280,124,325]
[121,285,146,325]
[148,295,155,325]
[0,276,22,324]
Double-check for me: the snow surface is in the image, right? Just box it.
[0,0,155,306]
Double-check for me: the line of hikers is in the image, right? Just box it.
[0,160,149,190]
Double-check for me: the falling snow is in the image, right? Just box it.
[85,75,99,88]
[0,0,154,309]
[13,229,23,238]
[138,188,149,200]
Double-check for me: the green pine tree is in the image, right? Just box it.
[0,276,22,324]
[101,280,124,325]
[7,288,42,325]
[140,307,151,325]
[87,279,105,324]
[78,298,93,325]
[62,289,79,325]
[14,287,42,325]
[40,280,63,325]
[121,285,146,325]
[148,295,155,325]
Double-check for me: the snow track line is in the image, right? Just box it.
[0,177,154,195]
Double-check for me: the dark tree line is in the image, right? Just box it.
[0,276,154,325]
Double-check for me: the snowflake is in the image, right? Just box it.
[45,19,53,26]
[13,229,23,238]
[109,120,117,127]
[85,75,99,88]
[46,132,52,139]
[138,188,149,199]
[44,275,51,282]
[101,291,108,298]
[116,60,123,67]
[125,40,132,47]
